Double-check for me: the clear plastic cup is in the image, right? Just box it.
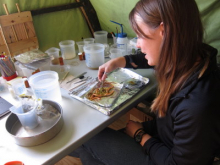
[83,38,95,45]
[94,31,108,44]
[9,104,39,130]
[7,78,27,98]
[45,47,60,65]
[59,40,76,59]
[109,48,123,59]
[76,41,85,53]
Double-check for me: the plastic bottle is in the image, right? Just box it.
[116,33,128,55]
[110,20,128,55]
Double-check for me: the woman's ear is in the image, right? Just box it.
[160,22,164,37]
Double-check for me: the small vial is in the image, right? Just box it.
[82,52,86,60]
[78,52,83,61]
[59,54,64,65]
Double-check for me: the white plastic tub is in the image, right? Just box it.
[29,71,62,101]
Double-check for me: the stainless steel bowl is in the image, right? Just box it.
[5,100,63,147]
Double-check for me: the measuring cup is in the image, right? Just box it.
[94,31,108,44]
[109,48,123,59]
[59,40,76,59]
[76,41,85,53]
[9,103,39,130]
[83,43,105,69]
[45,47,60,65]
[83,38,95,45]
[7,78,27,98]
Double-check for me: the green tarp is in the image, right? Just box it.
[0,0,219,62]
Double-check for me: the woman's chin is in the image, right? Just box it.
[147,61,155,66]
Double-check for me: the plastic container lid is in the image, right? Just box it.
[117,33,127,38]
[4,161,24,165]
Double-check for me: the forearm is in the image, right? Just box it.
[140,134,152,146]
[111,56,126,69]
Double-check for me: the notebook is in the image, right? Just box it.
[0,96,13,119]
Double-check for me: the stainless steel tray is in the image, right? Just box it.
[5,100,63,147]
[69,68,149,115]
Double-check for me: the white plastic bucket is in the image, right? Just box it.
[59,40,76,59]
[83,43,105,69]
[29,71,62,101]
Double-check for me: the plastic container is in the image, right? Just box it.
[59,40,76,59]
[20,65,35,78]
[83,38,95,45]
[7,78,27,98]
[109,48,123,59]
[76,41,85,53]
[18,58,51,78]
[14,61,24,77]
[94,31,108,44]
[116,33,128,55]
[9,104,39,130]
[110,20,128,55]
[45,47,60,65]
[83,43,105,69]
[29,71,62,101]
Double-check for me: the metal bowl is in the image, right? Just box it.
[5,100,63,147]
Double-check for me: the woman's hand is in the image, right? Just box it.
[98,57,126,81]
[125,120,143,138]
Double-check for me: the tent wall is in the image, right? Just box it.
[0,0,219,63]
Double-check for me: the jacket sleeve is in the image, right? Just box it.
[142,119,158,136]
[124,53,153,69]
[143,104,219,165]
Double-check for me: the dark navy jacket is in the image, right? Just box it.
[125,44,220,165]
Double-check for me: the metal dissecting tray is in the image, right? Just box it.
[5,100,63,147]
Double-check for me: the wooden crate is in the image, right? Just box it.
[0,4,38,57]
[127,108,153,123]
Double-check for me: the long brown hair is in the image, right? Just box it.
[129,0,206,117]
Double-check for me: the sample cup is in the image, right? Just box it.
[45,47,60,65]
[109,48,123,59]
[59,40,76,59]
[94,31,108,44]
[76,41,85,53]
[29,71,62,102]
[9,104,39,130]
[83,38,95,45]
[83,43,105,69]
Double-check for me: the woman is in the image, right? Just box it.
[71,0,220,164]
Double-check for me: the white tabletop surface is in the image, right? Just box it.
[0,58,157,165]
